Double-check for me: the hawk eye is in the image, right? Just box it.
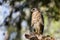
[33,8,35,10]
[32,8,36,11]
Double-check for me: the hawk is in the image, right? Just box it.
[31,8,44,35]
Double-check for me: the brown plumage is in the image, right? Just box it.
[31,8,44,35]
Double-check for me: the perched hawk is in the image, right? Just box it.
[31,8,44,35]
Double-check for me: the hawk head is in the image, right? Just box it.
[31,8,40,13]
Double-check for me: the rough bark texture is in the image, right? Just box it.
[25,33,55,40]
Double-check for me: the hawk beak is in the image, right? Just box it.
[31,9,33,13]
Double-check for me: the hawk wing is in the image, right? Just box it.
[39,12,44,34]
